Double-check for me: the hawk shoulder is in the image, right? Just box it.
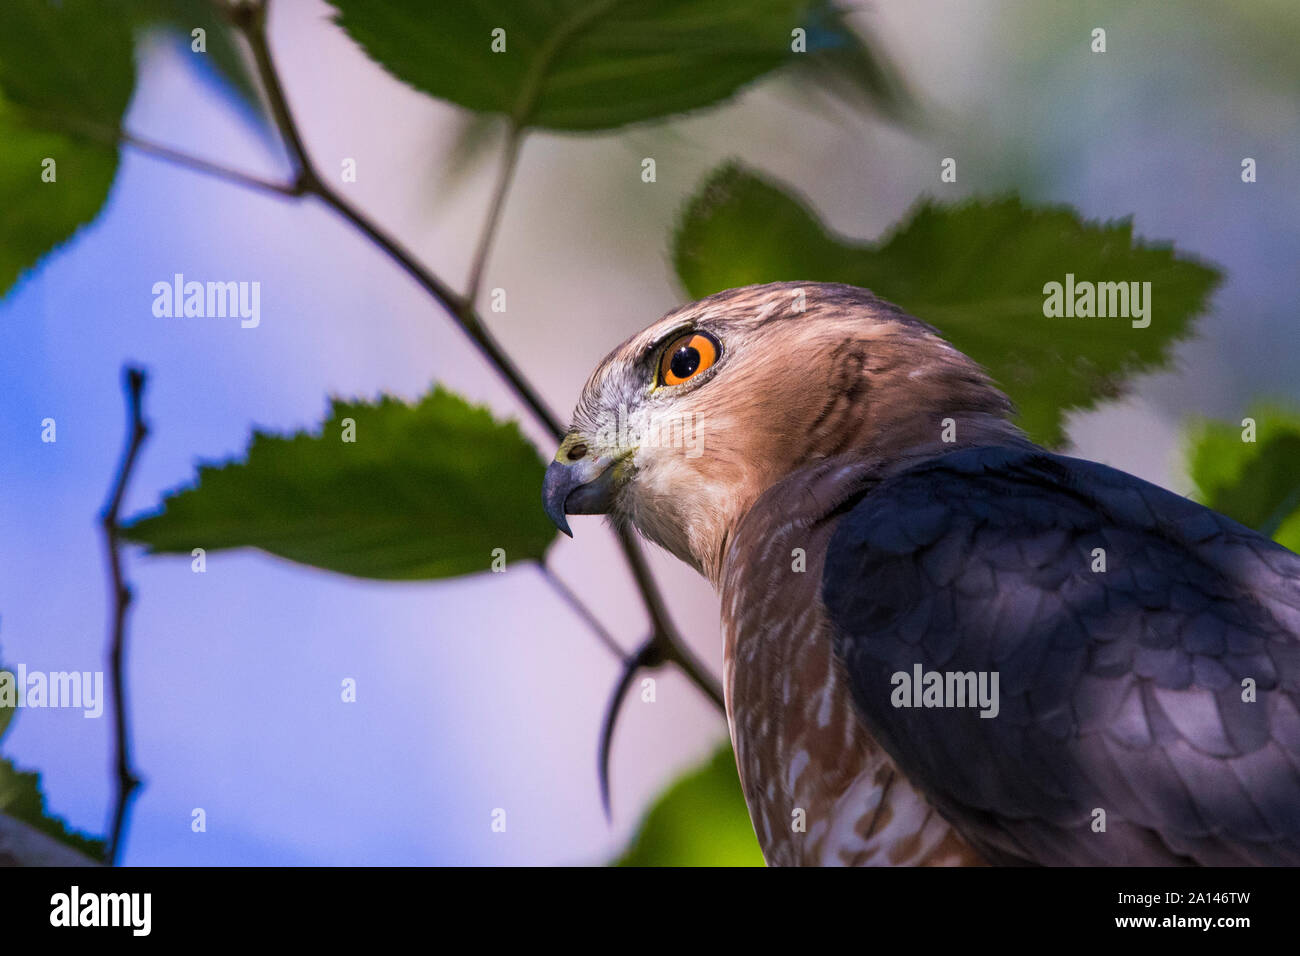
[822,445,1300,865]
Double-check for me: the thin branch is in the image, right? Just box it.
[597,637,662,820]
[308,185,566,437]
[119,128,300,198]
[539,563,625,660]
[230,0,317,187]
[18,109,300,200]
[616,531,724,711]
[231,4,726,716]
[234,3,564,437]
[464,123,525,305]
[100,367,149,866]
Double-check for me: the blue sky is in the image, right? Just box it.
[0,19,710,865]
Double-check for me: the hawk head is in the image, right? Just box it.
[543,282,1019,583]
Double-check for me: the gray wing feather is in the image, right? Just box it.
[823,445,1300,865]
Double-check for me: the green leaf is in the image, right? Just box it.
[674,163,1223,447]
[329,0,908,131]
[0,761,107,862]
[615,743,764,866]
[124,388,558,581]
[0,664,108,862]
[1186,405,1300,552]
[0,0,135,297]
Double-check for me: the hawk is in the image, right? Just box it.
[542,282,1300,866]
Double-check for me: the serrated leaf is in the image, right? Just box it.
[0,663,107,862]
[329,0,907,132]
[615,743,764,866]
[0,0,135,297]
[123,388,557,581]
[1186,405,1300,552]
[674,163,1222,447]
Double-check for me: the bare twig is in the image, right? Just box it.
[230,0,318,187]
[303,186,564,436]
[25,0,734,829]
[230,2,725,716]
[30,0,729,820]
[100,367,149,865]
[597,636,662,819]
[18,108,299,200]
[464,123,525,305]
[120,128,301,197]
[38,15,725,718]
[615,534,723,711]
[539,564,625,660]
[233,3,565,437]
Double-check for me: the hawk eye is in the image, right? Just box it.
[658,331,719,387]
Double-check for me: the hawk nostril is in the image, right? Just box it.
[567,443,588,461]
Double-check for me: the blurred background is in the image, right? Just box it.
[0,0,1296,864]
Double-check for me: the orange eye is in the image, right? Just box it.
[658,331,719,387]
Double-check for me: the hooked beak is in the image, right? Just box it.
[542,454,619,537]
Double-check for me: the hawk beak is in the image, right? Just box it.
[542,455,619,538]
